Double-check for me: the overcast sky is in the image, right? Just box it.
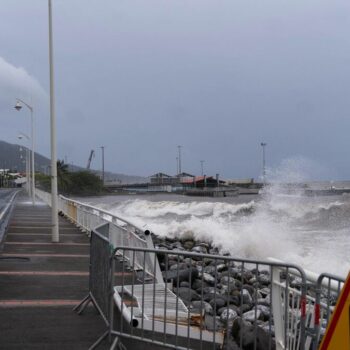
[1,0,350,180]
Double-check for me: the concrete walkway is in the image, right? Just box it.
[0,194,106,349]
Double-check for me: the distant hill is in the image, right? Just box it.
[0,140,147,184]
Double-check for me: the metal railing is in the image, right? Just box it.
[74,223,112,326]
[0,190,20,246]
[35,188,162,283]
[86,245,308,350]
[312,273,345,350]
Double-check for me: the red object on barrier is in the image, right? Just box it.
[314,303,320,326]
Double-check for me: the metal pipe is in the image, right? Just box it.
[100,146,105,185]
[261,142,267,184]
[177,145,182,174]
[48,0,59,242]
[200,160,204,176]
[30,108,36,204]
[15,100,35,204]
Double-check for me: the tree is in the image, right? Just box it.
[57,160,71,193]
[68,171,103,195]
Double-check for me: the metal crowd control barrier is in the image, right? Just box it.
[87,246,308,350]
[73,223,112,326]
[312,273,345,350]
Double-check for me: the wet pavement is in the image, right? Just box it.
[0,194,106,349]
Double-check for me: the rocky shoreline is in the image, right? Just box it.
[152,233,281,350]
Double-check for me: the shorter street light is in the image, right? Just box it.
[18,133,31,196]
[14,99,35,205]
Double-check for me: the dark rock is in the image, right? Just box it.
[256,305,271,321]
[192,278,209,291]
[174,287,201,302]
[259,287,270,297]
[241,289,253,304]
[220,284,237,295]
[228,295,240,306]
[231,317,275,350]
[210,296,226,309]
[208,259,225,266]
[169,262,189,271]
[231,317,255,347]
[242,309,262,323]
[238,304,251,315]
[171,241,184,249]
[182,240,195,250]
[191,300,213,315]
[202,272,217,285]
[257,274,270,286]
[216,263,227,272]
[257,297,270,307]
[220,308,238,323]
[202,286,218,295]
[204,314,224,332]
[203,265,217,275]
[203,292,221,303]
[242,284,255,296]
[220,276,237,286]
[180,281,190,288]
[162,267,198,286]
[192,245,208,254]
[222,336,241,350]
[256,326,276,350]
[260,322,275,337]
[217,304,239,316]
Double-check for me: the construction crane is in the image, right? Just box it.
[87,150,95,170]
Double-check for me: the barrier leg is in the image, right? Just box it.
[88,330,109,350]
[73,294,91,314]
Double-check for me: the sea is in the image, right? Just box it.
[77,182,350,278]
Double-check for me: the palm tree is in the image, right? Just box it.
[57,160,71,193]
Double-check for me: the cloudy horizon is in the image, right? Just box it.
[1,0,350,180]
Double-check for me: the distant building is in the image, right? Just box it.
[224,178,255,188]
[181,176,225,188]
[149,173,178,185]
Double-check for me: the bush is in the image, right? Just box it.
[36,162,104,195]
[67,171,103,195]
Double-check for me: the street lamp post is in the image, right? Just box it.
[15,99,35,205]
[200,160,205,176]
[18,133,31,197]
[100,146,105,185]
[48,0,59,242]
[260,142,267,184]
[178,145,182,175]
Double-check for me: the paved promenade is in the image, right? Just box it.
[0,195,106,349]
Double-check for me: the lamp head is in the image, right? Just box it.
[14,101,22,111]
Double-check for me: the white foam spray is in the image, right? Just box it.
[90,157,350,277]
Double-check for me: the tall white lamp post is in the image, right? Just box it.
[15,99,35,205]
[48,0,59,242]
[260,142,267,185]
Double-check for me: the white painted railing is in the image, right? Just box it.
[35,188,162,282]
